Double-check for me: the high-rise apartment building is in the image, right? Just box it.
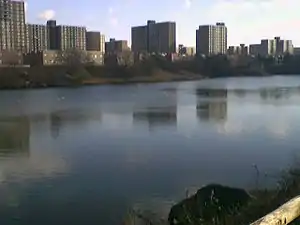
[46,20,86,50]
[26,24,48,53]
[100,34,105,54]
[0,0,26,52]
[275,37,293,55]
[56,25,86,50]
[196,22,227,56]
[131,20,176,54]
[250,37,294,56]
[46,20,57,50]
[260,39,276,56]
[86,31,105,53]
[105,38,129,54]
[283,40,294,54]
[131,25,148,52]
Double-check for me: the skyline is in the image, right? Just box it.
[24,0,300,46]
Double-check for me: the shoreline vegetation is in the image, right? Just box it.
[124,162,300,225]
[1,53,300,90]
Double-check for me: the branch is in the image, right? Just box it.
[250,195,300,225]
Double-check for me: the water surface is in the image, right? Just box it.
[0,75,300,224]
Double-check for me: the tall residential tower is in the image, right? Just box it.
[46,20,86,50]
[131,20,176,54]
[86,31,105,53]
[0,0,26,52]
[196,22,227,56]
[26,24,48,52]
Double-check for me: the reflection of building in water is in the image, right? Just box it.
[133,106,177,129]
[196,88,228,122]
[50,113,62,139]
[197,102,227,121]
[233,89,247,98]
[196,89,228,98]
[0,117,30,157]
[260,87,293,100]
[50,109,102,139]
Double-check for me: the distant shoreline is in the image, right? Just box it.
[2,67,298,91]
[83,72,203,86]
[0,70,203,90]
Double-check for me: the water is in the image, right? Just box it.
[0,75,300,224]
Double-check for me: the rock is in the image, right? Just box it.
[168,184,253,225]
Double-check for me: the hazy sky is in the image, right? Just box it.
[25,0,300,47]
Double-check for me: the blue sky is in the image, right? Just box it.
[25,0,300,47]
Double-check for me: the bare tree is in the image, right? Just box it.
[118,50,134,66]
[55,48,90,68]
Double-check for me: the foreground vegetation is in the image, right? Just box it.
[1,52,300,89]
[124,162,300,225]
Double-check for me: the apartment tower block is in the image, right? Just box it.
[26,24,48,52]
[131,20,176,54]
[196,22,227,56]
[0,0,26,52]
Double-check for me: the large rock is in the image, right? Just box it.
[168,184,253,225]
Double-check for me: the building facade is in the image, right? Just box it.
[260,39,276,56]
[100,34,105,54]
[131,25,148,53]
[249,44,261,56]
[56,25,86,50]
[105,38,129,54]
[46,20,86,51]
[0,50,22,65]
[293,47,300,55]
[178,44,196,56]
[24,50,104,66]
[227,44,248,55]
[26,24,48,53]
[250,37,294,57]
[0,0,26,52]
[86,31,105,53]
[131,20,176,54]
[196,23,227,56]
[277,39,293,55]
[227,46,240,55]
[46,20,57,50]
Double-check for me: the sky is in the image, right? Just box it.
[25,0,300,47]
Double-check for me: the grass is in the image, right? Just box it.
[82,70,201,86]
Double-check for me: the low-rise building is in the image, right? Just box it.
[228,46,240,55]
[86,51,104,65]
[228,44,248,55]
[249,44,261,56]
[178,45,196,56]
[104,51,134,66]
[293,47,300,55]
[24,50,104,66]
[23,50,60,66]
[0,51,23,65]
[105,38,129,54]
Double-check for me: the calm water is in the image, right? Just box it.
[1,75,300,224]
